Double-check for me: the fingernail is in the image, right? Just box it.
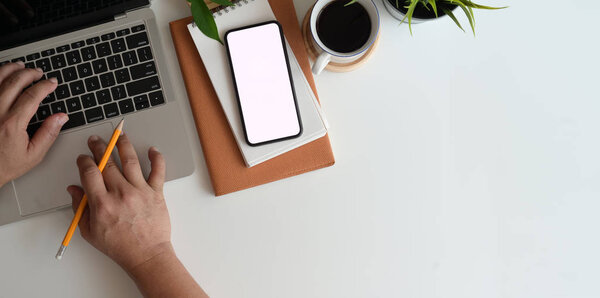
[49,77,58,84]
[150,146,160,153]
[35,67,43,73]
[89,135,99,142]
[66,187,74,196]
[58,114,69,125]
[16,61,25,66]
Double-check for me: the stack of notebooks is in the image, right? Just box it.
[170,0,335,196]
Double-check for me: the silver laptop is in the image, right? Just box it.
[0,0,194,226]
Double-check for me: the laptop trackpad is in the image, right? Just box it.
[14,123,114,216]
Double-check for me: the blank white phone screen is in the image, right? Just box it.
[226,22,301,145]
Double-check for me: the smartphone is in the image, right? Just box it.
[225,21,302,146]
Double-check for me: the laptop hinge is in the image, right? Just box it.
[114,13,127,20]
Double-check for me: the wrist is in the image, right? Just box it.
[126,242,176,276]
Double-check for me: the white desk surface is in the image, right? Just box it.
[2,0,599,297]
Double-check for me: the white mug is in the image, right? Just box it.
[310,0,380,75]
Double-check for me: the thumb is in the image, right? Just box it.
[28,113,68,159]
[67,185,91,239]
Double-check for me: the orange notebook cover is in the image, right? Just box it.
[169,0,335,196]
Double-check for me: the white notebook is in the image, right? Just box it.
[187,0,328,167]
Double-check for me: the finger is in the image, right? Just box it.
[76,155,108,202]
[28,113,68,160]
[0,61,25,84]
[147,147,166,192]
[0,67,44,102]
[88,135,127,191]
[115,134,146,187]
[10,78,58,127]
[67,185,90,238]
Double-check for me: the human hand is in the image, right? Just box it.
[0,62,66,187]
[68,134,171,272]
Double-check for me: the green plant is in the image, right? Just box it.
[187,0,233,44]
[349,0,506,35]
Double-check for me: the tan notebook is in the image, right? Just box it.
[169,0,335,196]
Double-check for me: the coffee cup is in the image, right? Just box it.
[309,0,380,75]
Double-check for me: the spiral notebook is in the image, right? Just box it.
[187,0,328,167]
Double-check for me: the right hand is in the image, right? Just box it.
[68,134,172,272]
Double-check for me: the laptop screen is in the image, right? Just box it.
[0,0,148,50]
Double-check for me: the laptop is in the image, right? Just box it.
[0,0,195,226]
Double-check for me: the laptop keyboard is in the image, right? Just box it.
[0,24,166,137]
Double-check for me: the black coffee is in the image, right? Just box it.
[316,0,372,53]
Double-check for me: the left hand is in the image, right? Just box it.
[0,62,67,187]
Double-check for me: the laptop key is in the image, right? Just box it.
[95,42,112,58]
[35,58,51,72]
[30,113,38,123]
[27,122,42,137]
[61,111,86,131]
[11,57,25,62]
[136,46,153,62]
[55,85,70,99]
[81,46,96,61]
[56,44,70,53]
[77,62,93,78]
[111,38,127,53]
[84,76,100,92]
[70,80,85,96]
[149,91,165,106]
[130,61,156,80]
[92,58,108,74]
[51,101,67,114]
[85,107,104,123]
[131,24,145,32]
[122,51,138,66]
[114,68,130,83]
[66,97,82,112]
[99,73,115,88]
[71,40,85,49]
[37,105,51,120]
[62,66,78,82]
[41,49,56,57]
[42,92,56,104]
[86,37,100,45]
[101,32,116,41]
[50,54,67,69]
[126,76,160,97]
[116,28,130,37]
[118,98,134,114]
[66,50,82,65]
[126,32,149,49]
[133,94,150,110]
[47,71,62,84]
[106,55,123,70]
[81,93,97,108]
[96,89,111,104]
[26,53,40,61]
[25,62,35,68]
[111,85,126,101]
[0,61,8,66]
[103,103,119,118]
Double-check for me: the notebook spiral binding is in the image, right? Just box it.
[212,0,256,18]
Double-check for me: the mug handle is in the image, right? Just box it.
[312,52,331,75]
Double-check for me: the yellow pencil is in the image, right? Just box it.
[55,119,124,260]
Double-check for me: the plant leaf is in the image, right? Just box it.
[448,0,476,36]
[461,0,508,10]
[400,0,420,35]
[428,0,438,17]
[190,0,222,44]
[442,7,464,32]
[345,0,358,6]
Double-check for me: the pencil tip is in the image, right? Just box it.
[116,118,125,131]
